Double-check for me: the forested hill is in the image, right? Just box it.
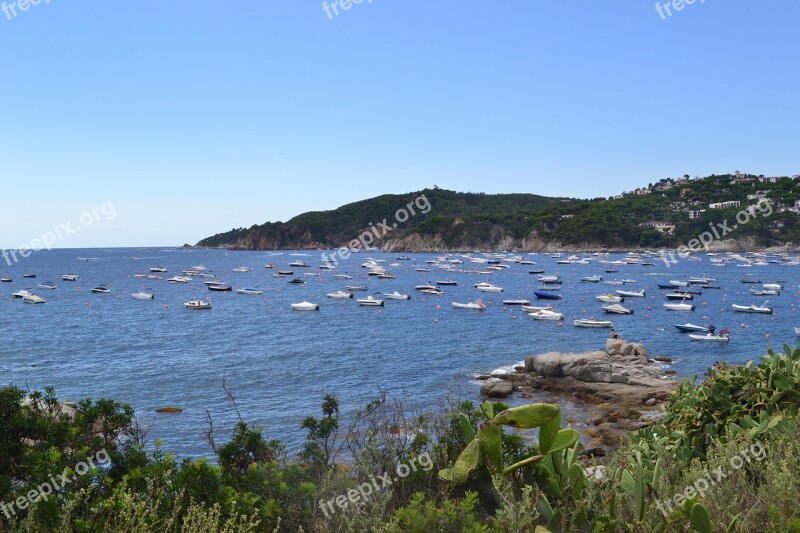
[197,174,800,251]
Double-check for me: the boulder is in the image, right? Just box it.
[605,339,625,356]
[480,380,514,398]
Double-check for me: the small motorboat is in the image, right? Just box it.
[477,285,503,293]
[62,274,79,281]
[264,264,276,269]
[346,285,368,291]
[420,288,444,296]
[534,290,561,300]
[232,266,252,273]
[674,288,702,295]
[377,273,396,279]
[291,301,320,311]
[664,302,695,311]
[22,293,45,304]
[502,299,530,305]
[674,323,709,333]
[573,319,613,328]
[452,300,486,310]
[416,268,431,272]
[0,278,11,282]
[750,289,779,296]
[184,299,211,310]
[436,280,458,286]
[616,289,645,298]
[700,284,721,289]
[91,286,111,294]
[150,266,168,273]
[602,304,634,315]
[333,274,353,280]
[605,268,619,273]
[132,289,155,300]
[383,291,410,300]
[237,288,263,295]
[289,261,310,268]
[580,275,602,283]
[689,333,730,342]
[666,293,694,300]
[528,268,545,274]
[522,305,553,312]
[657,283,680,289]
[277,270,294,276]
[22,271,36,279]
[530,309,564,320]
[208,282,232,291]
[357,296,384,307]
[596,294,623,303]
[668,280,688,287]
[538,275,562,284]
[740,278,761,284]
[327,290,353,299]
[13,290,32,299]
[37,283,58,290]
[318,264,335,270]
[168,276,192,283]
[731,303,772,314]
[287,278,306,285]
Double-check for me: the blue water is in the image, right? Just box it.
[1,248,797,458]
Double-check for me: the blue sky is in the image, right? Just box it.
[1,1,798,247]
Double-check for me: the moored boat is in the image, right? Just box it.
[688,333,730,342]
[357,296,384,307]
[573,319,613,328]
[534,290,561,300]
[184,299,211,310]
[22,293,45,304]
[602,304,634,315]
[452,300,486,310]
[731,303,772,314]
[327,290,353,299]
[132,289,155,300]
[674,323,708,332]
[383,291,410,300]
[529,309,564,320]
[664,302,695,311]
[291,301,320,311]
[616,289,645,298]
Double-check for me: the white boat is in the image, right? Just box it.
[762,283,783,291]
[664,302,695,311]
[415,285,436,291]
[731,303,772,314]
[333,275,352,280]
[750,289,779,296]
[184,299,211,310]
[232,266,252,273]
[668,280,688,287]
[357,296,384,307]
[596,294,623,303]
[452,300,486,310]
[168,276,192,283]
[37,283,58,290]
[689,333,730,342]
[603,280,624,286]
[529,309,564,320]
[150,266,168,273]
[289,261,310,268]
[133,274,147,279]
[522,305,554,312]
[12,290,32,298]
[602,304,634,315]
[383,291,411,300]
[477,285,503,293]
[91,286,111,294]
[62,274,79,281]
[345,285,368,291]
[674,323,708,333]
[580,275,603,283]
[616,289,646,298]
[573,319,613,328]
[291,301,320,311]
[237,288,263,295]
[326,290,353,299]
[420,288,444,296]
[132,289,155,300]
[538,275,561,283]
[22,294,45,304]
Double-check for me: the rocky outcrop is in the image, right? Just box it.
[480,380,514,398]
[480,339,677,451]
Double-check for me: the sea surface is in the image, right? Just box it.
[1,248,797,458]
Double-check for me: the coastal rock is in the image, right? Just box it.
[480,380,514,398]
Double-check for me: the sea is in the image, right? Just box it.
[1,248,797,458]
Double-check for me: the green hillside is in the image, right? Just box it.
[198,173,800,250]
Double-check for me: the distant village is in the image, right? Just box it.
[598,171,800,236]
